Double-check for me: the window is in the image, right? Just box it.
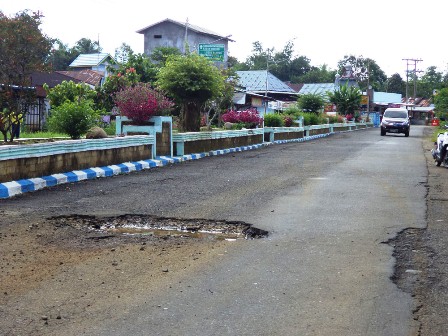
[154,35,162,39]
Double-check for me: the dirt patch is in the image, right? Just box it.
[0,211,267,335]
[386,128,448,336]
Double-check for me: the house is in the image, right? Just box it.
[25,69,105,131]
[235,70,298,114]
[401,97,435,125]
[69,53,116,78]
[137,18,233,65]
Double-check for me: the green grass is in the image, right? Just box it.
[19,131,70,139]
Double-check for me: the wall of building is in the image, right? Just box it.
[142,22,229,64]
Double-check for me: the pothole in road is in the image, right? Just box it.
[49,214,269,240]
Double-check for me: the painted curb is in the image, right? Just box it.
[0,134,329,199]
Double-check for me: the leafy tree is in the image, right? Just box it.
[243,41,271,70]
[72,37,101,54]
[0,10,52,85]
[156,53,226,132]
[150,46,182,67]
[48,39,77,70]
[298,93,325,113]
[433,87,448,120]
[294,64,336,84]
[418,66,443,98]
[386,73,406,95]
[327,84,362,116]
[202,68,237,129]
[44,81,97,108]
[114,43,133,64]
[0,10,52,141]
[337,55,387,91]
[239,40,313,83]
[47,100,100,139]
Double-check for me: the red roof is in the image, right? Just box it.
[57,69,103,87]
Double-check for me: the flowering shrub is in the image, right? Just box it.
[114,83,173,124]
[284,116,293,127]
[221,108,262,128]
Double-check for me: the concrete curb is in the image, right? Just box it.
[0,134,329,199]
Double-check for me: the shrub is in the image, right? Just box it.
[221,109,262,128]
[283,116,293,127]
[300,112,321,126]
[47,100,100,139]
[327,115,339,124]
[263,113,284,127]
[298,93,324,113]
[114,83,173,124]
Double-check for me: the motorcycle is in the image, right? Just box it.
[431,125,448,167]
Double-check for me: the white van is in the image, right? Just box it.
[380,107,410,137]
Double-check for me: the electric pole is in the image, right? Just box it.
[402,58,423,103]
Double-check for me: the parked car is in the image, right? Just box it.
[380,108,410,137]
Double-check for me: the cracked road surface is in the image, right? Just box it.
[0,126,439,335]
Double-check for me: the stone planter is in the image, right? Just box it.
[116,116,173,157]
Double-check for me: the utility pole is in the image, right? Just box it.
[402,58,423,103]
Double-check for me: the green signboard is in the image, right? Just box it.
[198,44,225,62]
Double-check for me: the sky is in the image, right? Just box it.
[2,0,447,79]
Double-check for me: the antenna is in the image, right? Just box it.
[184,18,189,54]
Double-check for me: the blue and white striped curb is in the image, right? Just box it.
[0,135,326,199]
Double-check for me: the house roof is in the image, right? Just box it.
[136,18,234,42]
[373,92,402,105]
[30,72,81,88]
[69,53,114,68]
[285,82,303,92]
[236,71,297,94]
[57,70,103,87]
[299,83,336,96]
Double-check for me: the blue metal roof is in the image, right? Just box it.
[373,92,402,104]
[236,71,296,94]
[69,53,114,67]
[299,83,336,96]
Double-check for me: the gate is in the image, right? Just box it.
[22,98,46,131]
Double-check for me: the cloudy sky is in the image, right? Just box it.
[3,0,447,79]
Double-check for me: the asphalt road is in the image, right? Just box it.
[1,126,429,335]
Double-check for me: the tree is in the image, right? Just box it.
[294,64,336,83]
[239,40,313,83]
[433,87,448,120]
[150,46,182,67]
[72,38,101,54]
[114,43,133,64]
[0,10,52,142]
[48,39,77,70]
[156,53,226,132]
[298,93,325,113]
[386,73,406,95]
[0,10,52,85]
[44,81,97,108]
[337,55,387,91]
[418,66,443,98]
[327,84,362,116]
